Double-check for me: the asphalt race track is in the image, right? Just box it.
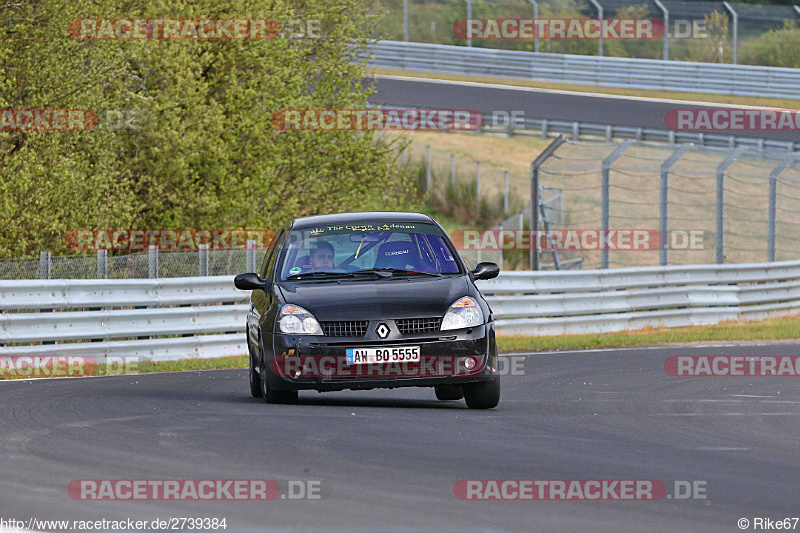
[2,343,800,532]
[370,75,800,143]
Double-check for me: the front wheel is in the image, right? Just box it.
[260,359,298,404]
[249,354,262,398]
[463,378,500,409]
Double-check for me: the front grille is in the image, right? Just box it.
[395,317,442,335]
[320,321,369,337]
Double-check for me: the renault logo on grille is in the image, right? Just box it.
[376,323,390,338]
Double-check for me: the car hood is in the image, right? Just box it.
[278,276,469,321]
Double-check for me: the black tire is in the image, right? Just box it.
[260,359,298,404]
[249,353,262,398]
[463,378,500,409]
[434,384,464,401]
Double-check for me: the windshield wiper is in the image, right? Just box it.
[285,272,355,281]
[355,268,442,278]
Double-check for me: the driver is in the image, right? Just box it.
[310,240,335,270]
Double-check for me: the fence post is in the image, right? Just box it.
[403,0,409,42]
[588,0,603,56]
[767,157,793,262]
[504,171,509,216]
[246,239,257,273]
[653,0,669,60]
[475,162,481,202]
[716,147,746,264]
[723,1,738,64]
[97,249,107,279]
[601,141,635,269]
[466,0,472,47]
[530,135,566,271]
[39,251,50,280]
[659,144,692,265]
[425,145,431,191]
[148,245,159,278]
[199,243,209,276]
[527,0,539,53]
[451,154,456,187]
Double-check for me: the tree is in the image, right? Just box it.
[0,0,414,257]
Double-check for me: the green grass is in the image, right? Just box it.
[0,355,248,381]
[498,314,800,352]
[4,314,800,380]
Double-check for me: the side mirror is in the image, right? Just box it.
[234,272,268,291]
[471,262,500,281]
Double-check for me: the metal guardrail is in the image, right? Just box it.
[0,277,248,360]
[478,259,800,335]
[366,41,800,100]
[2,260,799,360]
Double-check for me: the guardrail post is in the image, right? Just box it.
[572,122,579,141]
[659,144,692,265]
[504,171,509,215]
[97,249,107,279]
[425,145,431,191]
[716,147,746,264]
[601,141,635,269]
[723,1,738,64]
[199,244,209,276]
[451,154,456,187]
[246,239,257,273]
[475,162,481,202]
[541,119,549,140]
[588,0,603,56]
[530,134,566,270]
[767,157,793,262]
[605,125,612,142]
[148,245,159,278]
[39,251,50,280]
[653,0,669,60]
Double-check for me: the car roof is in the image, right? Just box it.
[290,211,435,229]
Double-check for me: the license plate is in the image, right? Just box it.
[346,346,421,364]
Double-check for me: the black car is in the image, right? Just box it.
[234,212,501,409]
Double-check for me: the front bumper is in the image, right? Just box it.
[267,324,498,392]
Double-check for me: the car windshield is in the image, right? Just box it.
[277,222,462,281]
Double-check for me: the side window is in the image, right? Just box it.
[260,230,284,278]
[263,230,286,281]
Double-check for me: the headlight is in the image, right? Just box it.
[440,296,484,331]
[278,304,323,335]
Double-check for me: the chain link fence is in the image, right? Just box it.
[535,140,800,269]
[0,247,262,281]
[372,0,800,64]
